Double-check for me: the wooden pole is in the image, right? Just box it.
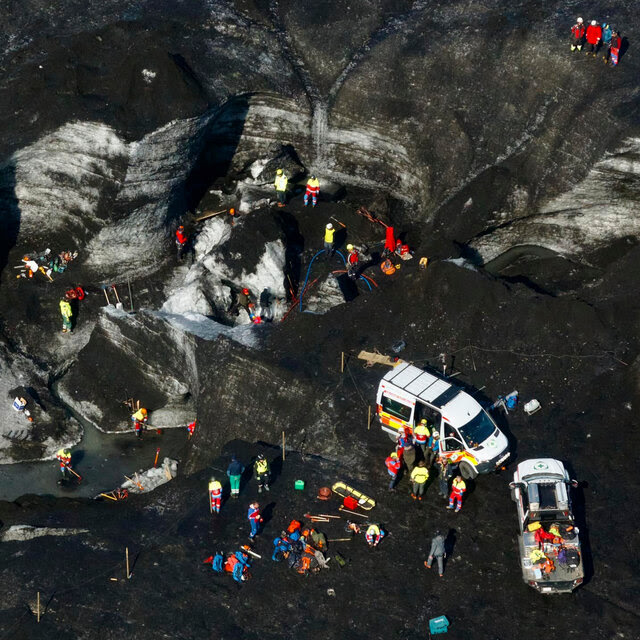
[341,352,344,373]
[368,406,371,430]
[154,447,160,468]
[282,431,285,461]
[327,538,352,542]
[37,592,40,623]
[338,506,369,518]
[126,547,130,579]
[127,277,134,312]
[195,208,227,222]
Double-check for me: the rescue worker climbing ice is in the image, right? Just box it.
[448,475,467,512]
[253,454,270,493]
[59,298,73,333]
[209,477,222,514]
[175,225,187,260]
[304,175,320,207]
[187,419,196,438]
[324,223,335,257]
[570,17,585,51]
[274,168,288,207]
[56,448,72,477]
[131,407,148,437]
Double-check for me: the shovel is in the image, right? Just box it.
[111,284,124,310]
[101,285,114,308]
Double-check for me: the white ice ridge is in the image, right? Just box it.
[1,525,89,542]
[470,137,640,262]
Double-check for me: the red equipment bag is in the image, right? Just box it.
[343,496,358,510]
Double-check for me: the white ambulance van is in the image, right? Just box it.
[376,362,510,478]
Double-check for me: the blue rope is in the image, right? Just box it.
[358,275,372,291]
[299,250,325,311]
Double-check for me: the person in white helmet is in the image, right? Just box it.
[324,222,335,257]
[570,17,585,52]
[585,19,602,56]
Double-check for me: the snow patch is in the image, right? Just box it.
[1,525,89,542]
[141,68,157,83]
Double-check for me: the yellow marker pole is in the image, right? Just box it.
[37,592,40,623]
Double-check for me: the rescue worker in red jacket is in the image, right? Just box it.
[247,502,263,539]
[304,175,320,207]
[175,225,188,260]
[187,419,196,438]
[346,244,359,280]
[608,31,622,66]
[570,17,585,52]
[385,452,402,490]
[447,475,466,512]
[585,20,602,56]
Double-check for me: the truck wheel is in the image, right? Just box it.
[459,462,477,479]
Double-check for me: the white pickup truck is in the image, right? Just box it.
[509,459,584,594]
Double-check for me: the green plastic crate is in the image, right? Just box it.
[294,479,305,490]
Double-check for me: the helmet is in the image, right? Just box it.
[390,452,398,459]
[276,169,283,175]
[229,208,235,214]
[242,288,249,295]
[433,432,439,439]
[420,418,427,424]
[178,225,184,230]
[257,454,265,460]
[577,17,583,23]
[326,223,333,229]
[346,244,354,251]
[310,175,316,180]
[141,408,147,415]
[603,23,608,29]
[23,255,29,261]
[591,20,596,25]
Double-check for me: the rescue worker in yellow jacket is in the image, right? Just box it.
[447,475,466,512]
[274,169,288,207]
[131,407,148,438]
[304,175,320,207]
[324,223,335,257]
[209,477,222,513]
[253,454,270,493]
[410,460,430,500]
[56,448,72,477]
[59,298,73,333]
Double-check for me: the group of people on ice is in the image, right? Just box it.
[570,17,622,65]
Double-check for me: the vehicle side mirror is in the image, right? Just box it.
[509,481,524,491]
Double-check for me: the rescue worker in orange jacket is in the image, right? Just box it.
[447,475,466,512]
